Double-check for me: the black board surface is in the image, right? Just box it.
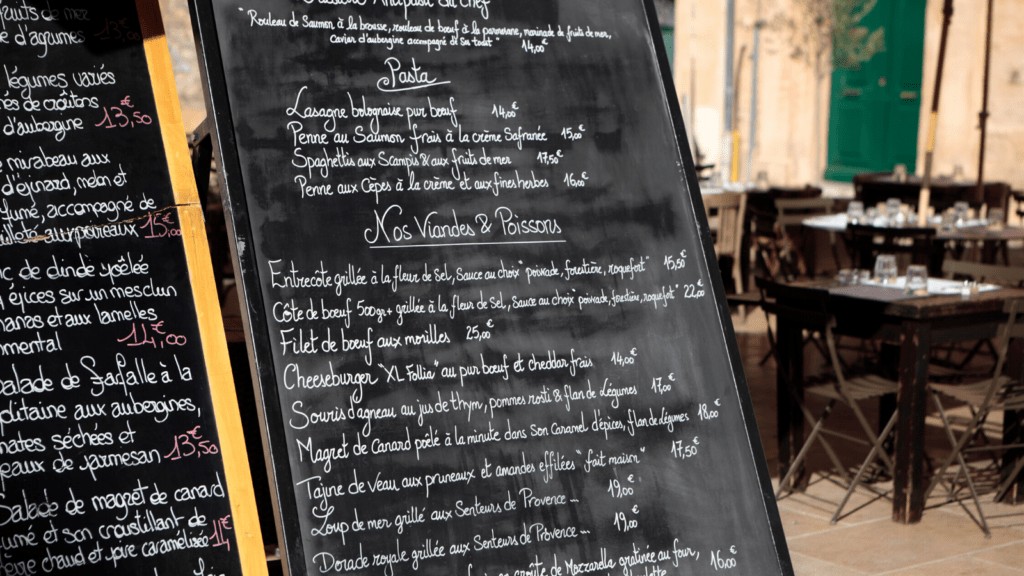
[192,1,792,574]
[0,1,263,575]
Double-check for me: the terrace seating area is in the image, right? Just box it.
[704,176,1024,574]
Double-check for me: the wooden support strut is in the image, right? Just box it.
[975,0,995,201]
[918,0,955,225]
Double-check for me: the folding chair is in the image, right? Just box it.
[725,276,778,365]
[854,172,992,214]
[703,192,747,294]
[749,187,829,282]
[767,281,900,523]
[774,197,838,278]
[926,299,1024,536]
[845,223,939,274]
[937,260,1024,368]
[943,260,1024,287]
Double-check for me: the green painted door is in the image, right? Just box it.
[661,26,674,67]
[825,0,927,182]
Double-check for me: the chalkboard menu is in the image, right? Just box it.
[192,1,792,575]
[0,1,265,575]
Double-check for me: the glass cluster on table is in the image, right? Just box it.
[837,257,974,298]
[845,198,917,227]
[847,197,1006,231]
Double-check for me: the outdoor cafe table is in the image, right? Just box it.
[804,213,1024,265]
[802,213,1024,242]
[774,279,1024,524]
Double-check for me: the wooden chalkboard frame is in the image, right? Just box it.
[189,1,793,574]
[188,1,305,568]
[137,2,268,574]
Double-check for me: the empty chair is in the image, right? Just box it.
[750,187,830,281]
[703,192,747,294]
[851,171,892,201]
[765,280,899,523]
[746,195,782,280]
[854,172,993,214]
[982,183,1011,216]
[845,224,938,273]
[726,275,779,365]
[926,299,1024,536]
[935,260,1024,368]
[774,196,838,278]
[942,260,1024,287]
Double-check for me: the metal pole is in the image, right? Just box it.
[976,0,994,198]
[723,0,736,181]
[918,0,955,225]
[747,10,763,183]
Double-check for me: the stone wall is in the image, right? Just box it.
[157,0,204,115]
[674,0,1024,189]
[921,0,1024,189]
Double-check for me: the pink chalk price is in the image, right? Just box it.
[95,95,152,129]
[140,211,183,239]
[165,425,220,461]
[116,320,188,349]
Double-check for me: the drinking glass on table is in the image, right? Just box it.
[837,269,854,285]
[885,198,902,216]
[940,209,956,232]
[846,201,865,224]
[988,207,1005,230]
[866,206,882,226]
[904,264,928,296]
[953,201,970,226]
[874,254,898,285]
[893,163,908,183]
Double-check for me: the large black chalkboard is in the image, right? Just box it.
[0,1,265,575]
[192,1,792,575]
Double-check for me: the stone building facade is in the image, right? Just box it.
[673,0,1024,190]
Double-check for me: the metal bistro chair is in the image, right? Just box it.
[766,281,900,523]
[845,223,939,275]
[936,260,1024,369]
[774,196,838,279]
[748,187,827,282]
[703,192,747,294]
[732,189,829,343]
[926,298,1024,536]
[729,276,779,366]
[943,260,1024,287]
[854,173,1008,215]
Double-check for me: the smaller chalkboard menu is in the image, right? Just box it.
[193,0,792,575]
[0,1,265,575]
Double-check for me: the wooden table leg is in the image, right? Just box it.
[894,321,931,524]
[776,316,804,488]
